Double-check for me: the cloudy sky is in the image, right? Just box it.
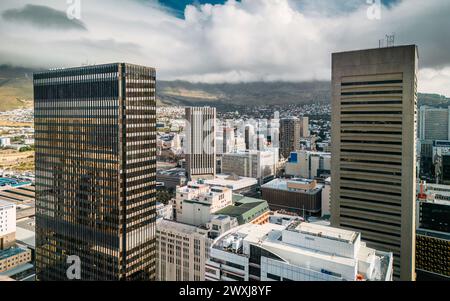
[0,0,449,96]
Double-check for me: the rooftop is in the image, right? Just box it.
[0,177,32,190]
[0,199,15,208]
[287,221,358,244]
[212,221,392,281]
[157,168,186,177]
[0,247,28,261]
[157,219,205,236]
[215,195,269,224]
[261,178,323,194]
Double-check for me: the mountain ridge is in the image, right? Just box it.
[0,65,449,111]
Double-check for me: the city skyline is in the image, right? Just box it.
[0,1,449,287]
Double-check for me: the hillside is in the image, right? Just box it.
[0,65,35,111]
[0,65,449,111]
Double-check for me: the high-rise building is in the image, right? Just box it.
[331,45,418,280]
[185,107,216,180]
[223,126,235,154]
[206,220,394,281]
[433,140,450,184]
[221,149,277,185]
[279,117,301,159]
[299,116,310,138]
[245,125,254,150]
[415,182,450,280]
[33,63,157,281]
[418,106,450,141]
[285,150,331,179]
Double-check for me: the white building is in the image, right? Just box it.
[206,220,393,281]
[204,174,258,195]
[419,106,450,141]
[156,219,210,281]
[0,138,11,147]
[0,200,16,250]
[156,202,173,220]
[222,149,278,184]
[175,181,233,226]
[321,177,331,217]
[285,151,331,179]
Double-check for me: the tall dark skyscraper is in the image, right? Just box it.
[279,117,301,159]
[33,63,157,281]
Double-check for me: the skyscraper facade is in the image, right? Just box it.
[418,106,450,141]
[34,63,157,280]
[299,116,310,138]
[185,107,216,180]
[279,117,301,159]
[331,45,418,280]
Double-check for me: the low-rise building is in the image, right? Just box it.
[175,182,233,226]
[215,195,270,226]
[156,168,188,191]
[206,220,393,281]
[261,178,323,216]
[0,247,32,274]
[204,174,258,196]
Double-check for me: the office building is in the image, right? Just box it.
[0,200,15,250]
[285,151,331,179]
[223,126,235,154]
[34,63,157,280]
[206,220,393,281]
[279,117,301,159]
[185,107,216,180]
[419,106,450,141]
[222,149,277,185]
[299,116,310,138]
[433,140,450,184]
[156,219,211,281]
[261,178,323,216]
[415,182,449,280]
[331,46,418,280]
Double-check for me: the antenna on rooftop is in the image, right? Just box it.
[386,33,395,47]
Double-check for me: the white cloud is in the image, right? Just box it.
[0,0,449,96]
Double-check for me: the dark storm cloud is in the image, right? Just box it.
[1,4,87,31]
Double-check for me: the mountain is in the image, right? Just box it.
[0,65,449,111]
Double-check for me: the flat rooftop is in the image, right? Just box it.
[215,195,269,224]
[204,174,257,187]
[288,221,358,244]
[0,247,28,261]
[157,219,204,236]
[261,178,323,193]
[157,168,186,177]
[0,177,32,189]
[0,199,15,207]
